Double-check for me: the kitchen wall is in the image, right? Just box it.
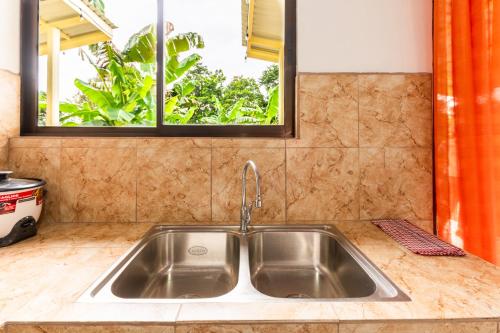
[0,70,19,170]
[0,0,433,230]
[297,0,432,72]
[7,72,433,230]
[0,0,21,170]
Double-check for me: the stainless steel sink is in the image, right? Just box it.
[111,231,239,299]
[248,231,376,299]
[80,225,410,303]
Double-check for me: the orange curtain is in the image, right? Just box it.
[434,0,500,265]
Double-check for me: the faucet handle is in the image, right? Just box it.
[255,195,262,208]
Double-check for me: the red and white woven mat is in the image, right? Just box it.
[372,219,466,256]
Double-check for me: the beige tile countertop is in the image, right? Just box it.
[0,221,499,332]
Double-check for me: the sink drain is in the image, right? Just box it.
[286,293,311,299]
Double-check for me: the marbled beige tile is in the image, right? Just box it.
[286,148,359,221]
[9,137,62,148]
[176,324,337,333]
[288,74,358,148]
[334,221,500,320]
[212,148,286,223]
[10,222,151,249]
[338,321,497,333]
[359,74,432,148]
[0,139,7,170]
[8,148,61,224]
[7,325,174,333]
[137,147,211,223]
[137,138,211,148]
[359,148,433,222]
[0,70,20,140]
[62,138,136,148]
[331,301,415,321]
[59,148,136,222]
[213,138,285,148]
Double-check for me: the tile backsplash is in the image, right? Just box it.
[6,73,433,231]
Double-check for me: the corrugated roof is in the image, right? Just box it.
[39,0,117,54]
[241,0,284,62]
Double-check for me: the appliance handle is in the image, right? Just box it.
[0,171,13,181]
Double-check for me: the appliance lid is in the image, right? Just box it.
[0,171,46,193]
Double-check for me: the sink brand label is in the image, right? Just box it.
[188,246,208,256]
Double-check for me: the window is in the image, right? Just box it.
[21,0,296,137]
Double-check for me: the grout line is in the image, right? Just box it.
[210,139,213,223]
[135,138,138,223]
[357,74,361,221]
[284,139,288,224]
[57,143,62,223]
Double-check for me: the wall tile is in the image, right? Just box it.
[0,140,7,170]
[339,321,497,333]
[359,74,432,148]
[10,137,62,148]
[7,325,174,333]
[212,138,285,148]
[287,148,359,221]
[176,324,337,333]
[4,72,433,224]
[137,147,211,223]
[359,147,433,221]
[59,148,136,223]
[137,138,211,148]
[212,148,286,223]
[288,74,359,148]
[9,148,61,224]
[62,138,136,148]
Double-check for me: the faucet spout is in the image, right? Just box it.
[240,160,262,233]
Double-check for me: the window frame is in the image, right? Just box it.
[20,0,296,138]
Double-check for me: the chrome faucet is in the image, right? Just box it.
[240,160,262,233]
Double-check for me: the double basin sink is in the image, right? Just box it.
[81,225,409,303]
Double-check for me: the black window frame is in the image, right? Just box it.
[20,0,296,138]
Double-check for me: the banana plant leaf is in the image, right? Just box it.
[165,54,202,84]
[123,25,156,64]
[166,33,204,57]
[264,86,279,124]
[74,79,115,109]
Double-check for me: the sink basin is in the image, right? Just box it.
[108,230,240,299]
[248,231,376,299]
[81,225,409,303]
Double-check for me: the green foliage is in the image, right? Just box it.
[163,64,280,125]
[63,36,157,126]
[38,91,47,126]
[222,76,265,111]
[165,64,225,124]
[123,25,157,64]
[88,0,105,14]
[42,23,280,127]
[165,33,205,84]
[57,25,203,127]
[259,64,279,92]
